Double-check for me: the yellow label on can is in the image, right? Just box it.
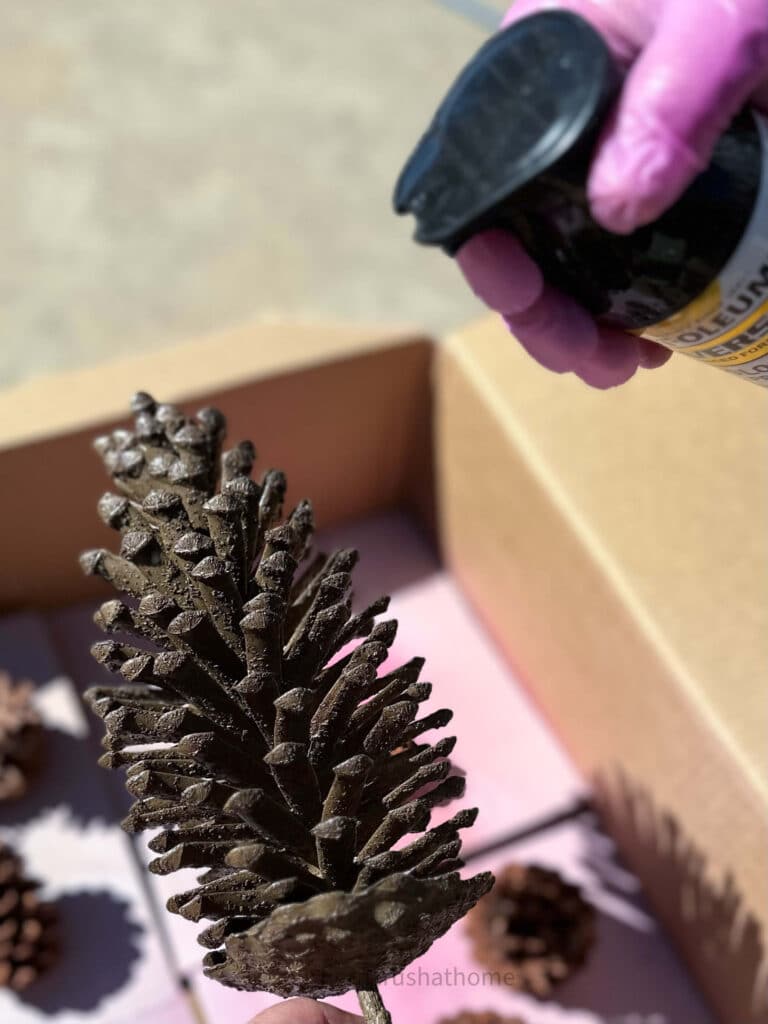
[638,113,768,386]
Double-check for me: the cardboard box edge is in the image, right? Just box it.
[0,319,424,450]
[0,323,436,611]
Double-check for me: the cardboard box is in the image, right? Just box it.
[0,317,759,1022]
[0,321,433,611]
[437,316,768,1024]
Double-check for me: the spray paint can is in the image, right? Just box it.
[395,11,768,386]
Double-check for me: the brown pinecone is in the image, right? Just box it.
[0,672,43,802]
[82,393,493,1007]
[466,863,595,998]
[0,841,57,990]
[437,1014,526,1024]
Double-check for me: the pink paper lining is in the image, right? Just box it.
[0,512,715,1023]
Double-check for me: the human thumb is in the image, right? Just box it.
[247,997,363,1024]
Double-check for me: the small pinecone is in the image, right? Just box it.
[0,673,43,802]
[466,864,595,998]
[0,842,57,990]
[438,1014,526,1024]
[82,393,493,999]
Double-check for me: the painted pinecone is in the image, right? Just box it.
[82,393,493,997]
[466,864,595,998]
[0,841,57,991]
[0,672,43,802]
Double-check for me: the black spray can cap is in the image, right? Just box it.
[395,11,762,330]
[394,10,621,253]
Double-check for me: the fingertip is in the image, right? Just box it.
[638,338,673,369]
[576,359,638,388]
[457,230,544,314]
[575,328,641,387]
[249,998,361,1024]
[321,1005,364,1024]
[504,285,600,372]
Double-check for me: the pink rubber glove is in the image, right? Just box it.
[247,998,362,1023]
[457,0,768,387]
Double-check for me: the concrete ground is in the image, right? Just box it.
[1,1,508,388]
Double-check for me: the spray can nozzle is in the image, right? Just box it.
[395,11,620,254]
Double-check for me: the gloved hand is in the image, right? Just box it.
[247,998,362,1023]
[457,0,768,387]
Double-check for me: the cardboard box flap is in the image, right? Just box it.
[444,316,768,797]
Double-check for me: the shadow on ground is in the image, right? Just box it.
[0,726,126,829]
[18,890,143,1014]
[587,768,768,1024]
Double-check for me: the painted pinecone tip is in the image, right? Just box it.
[0,672,43,802]
[466,863,596,999]
[0,841,58,991]
[83,392,493,998]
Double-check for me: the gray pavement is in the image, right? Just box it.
[1,1,507,387]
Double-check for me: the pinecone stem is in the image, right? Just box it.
[357,986,392,1024]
